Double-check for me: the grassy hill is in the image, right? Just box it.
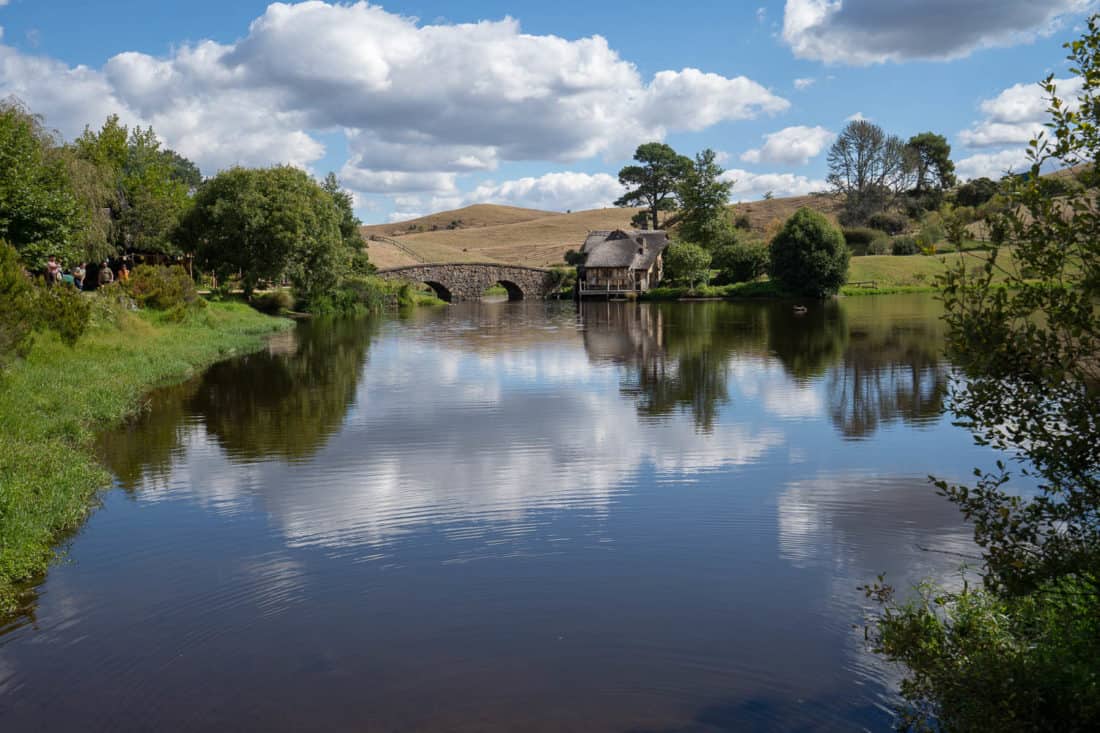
[361,194,848,269]
[361,204,558,239]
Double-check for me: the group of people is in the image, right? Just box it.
[44,255,129,290]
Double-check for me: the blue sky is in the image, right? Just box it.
[0,1,1090,222]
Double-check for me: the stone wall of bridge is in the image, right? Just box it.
[375,263,557,302]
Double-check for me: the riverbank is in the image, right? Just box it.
[0,301,292,613]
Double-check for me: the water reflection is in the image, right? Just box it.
[4,296,994,732]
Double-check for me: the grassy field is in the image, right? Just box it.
[0,300,291,613]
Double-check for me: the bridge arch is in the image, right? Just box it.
[376,263,557,302]
[493,280,524,302]
[422,281,453,303]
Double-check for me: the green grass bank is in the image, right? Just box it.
[0,301,291,613]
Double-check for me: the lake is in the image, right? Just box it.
[0,296,1005,731]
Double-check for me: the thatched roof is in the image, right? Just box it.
[581,229,668,270]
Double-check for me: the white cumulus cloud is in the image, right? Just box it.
[959,77,1082,148]
[740,125,835,166]
[722,169,829,200]
[0,2,789,197]
[955,149,1033,180]
[465,172,626,211]
[782,0,1089,65]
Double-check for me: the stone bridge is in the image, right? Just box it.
[375,263,557,302]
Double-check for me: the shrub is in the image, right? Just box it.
[663,242,712,289]
[890,235,920,255]
[350,250,376,275]
[867,211,909,234]
[768,208,849,297]
[36,280,90,346]
[123,264,202,311]
[0,241,37,367]
[733,213,752,230]
[842,227,886,255]
[712,240,768,284]
[252,289,295,314]
[867,235,890,255]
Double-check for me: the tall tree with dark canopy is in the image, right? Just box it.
[677,148,733,249]
[615,142,692,229]
[827,120,911,223]
[905,132,956,193]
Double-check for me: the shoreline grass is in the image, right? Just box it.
[0,300,291,614]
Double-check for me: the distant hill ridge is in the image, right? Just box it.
[361,195,845,269]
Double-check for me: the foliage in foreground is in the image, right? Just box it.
[865,17,1100,731]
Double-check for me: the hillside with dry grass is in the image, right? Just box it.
[361,204,559,239]
[361,194,846,269]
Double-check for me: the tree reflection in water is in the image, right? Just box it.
[581,296,949,438]
[99,317,378,487]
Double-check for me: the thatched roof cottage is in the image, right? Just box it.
[577,229,669,297]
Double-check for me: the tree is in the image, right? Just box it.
[954,177,999,207]
[865,17,1100,730]
[662,242,711,290]
[615,142,692,229]
[0,99,82,268]
[712,240,768,284]
[767,208,849,297]
[180,166,344,299]
[677,148,733,249]
[563,249,586,267]
[827,120,911,223]
[73,116,195,254]
[906,132,956,193]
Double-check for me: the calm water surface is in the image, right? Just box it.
[1,297,1006,731]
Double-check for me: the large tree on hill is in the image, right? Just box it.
[677,148,734,249]
[827,120,911,223]
[906,132,956,193]
[615,142,692,229]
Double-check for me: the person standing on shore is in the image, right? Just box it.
[73,262,86,290]
[98,261,114,287]
[45,255,61,285]
[118,262,130,283]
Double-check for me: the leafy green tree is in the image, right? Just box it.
[677,148,733,249]
[865,17,1100,730]
[615,142,692,229]
[906,132,956,193]
[0,100,81,268]
[322,172,364,252]
[73,116,194,254]
[954,176,999,207]
[180,166,343,299]
[712,240,768,284]
[767,208,849,297]
[161,149,203,190]
[662,242,711,289]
